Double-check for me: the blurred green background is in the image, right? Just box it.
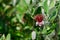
[0,0,60,40]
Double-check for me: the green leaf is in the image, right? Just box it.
[6,33,11,40]
[0,0,2,3]
[49,7,57,22]
[24,26,33,30]
[0,34,5,40]
[48,7,56,15]
[16,13,24,23]
[16,32,21,36]
[50,0,55,9]
[58,31,60,35]
[11,17,17,22]
[42,29,47,35]
[43,0,49,13]
[24,26,29,30]
[16,0,28,13]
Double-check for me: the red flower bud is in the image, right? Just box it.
[34,14,44,26]
[34,14,44,22]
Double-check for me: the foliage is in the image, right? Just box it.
[0,0,60,40]
[0,33,11,40]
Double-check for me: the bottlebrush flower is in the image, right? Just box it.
[34,14,44,26]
